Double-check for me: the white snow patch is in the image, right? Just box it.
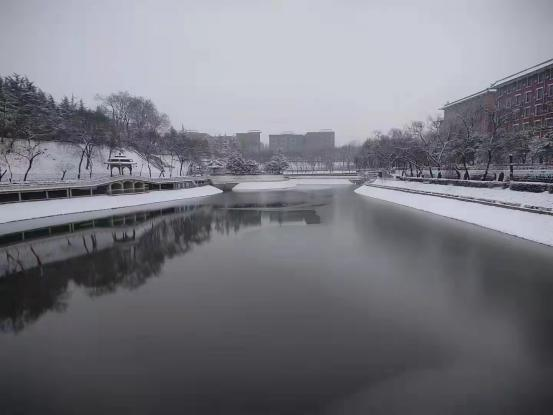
[0,186,222,224]
[232,177,353,192]
[377,178,553,210]
[0,140,190,182]
[233,180,296,192]
[292,178,353,185]
[355,185,553,247]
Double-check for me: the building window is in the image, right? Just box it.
[546,118,553,128]
[536,104,542,115]
[537,87,544,100]
[549,85,553,97]
[515,94,521,105]
[538,72,544,83]
[524,107,531,117]
[526,91,532,103]
[523,122,530,130]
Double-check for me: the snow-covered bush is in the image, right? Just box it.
[264,151,289,175]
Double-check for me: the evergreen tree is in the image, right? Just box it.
[265,151,289,174]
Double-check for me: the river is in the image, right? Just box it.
[1,186,553,414]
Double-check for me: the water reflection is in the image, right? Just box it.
[3,188,553,414]
[0,201,321,333]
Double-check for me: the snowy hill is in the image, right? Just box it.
[0,139,191,182]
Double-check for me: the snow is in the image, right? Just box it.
[233,180,296,192]
[0,185,222,224]
[292,178,352,185]
[376,178,553,210]
[232,177,353,192]
[1,140,191,182]
[355,185,553,247]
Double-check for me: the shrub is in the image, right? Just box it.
[509,182,549,193]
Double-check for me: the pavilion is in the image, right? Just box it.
[105,152,137,176]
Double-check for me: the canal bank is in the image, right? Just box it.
[3,187,553,415]
[355,182,553,247]
[0,185,222,224]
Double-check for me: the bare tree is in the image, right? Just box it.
[11,139,48,181]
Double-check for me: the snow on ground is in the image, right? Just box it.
[355,185,553,247]
[376,178,553,210]
[232,180,297,192]
[0,185,222,224]
[232,177,353,192]
[292,178,352,185]
[1,140,190,182]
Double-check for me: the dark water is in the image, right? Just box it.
[2,186,553,414]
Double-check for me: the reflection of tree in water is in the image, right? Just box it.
[0,205,320,333]
[0,209,214,332]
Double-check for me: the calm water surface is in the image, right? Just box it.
[1,186,553,414]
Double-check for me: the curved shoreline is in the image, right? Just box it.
[0,185,222,225]
[355,184,553,247]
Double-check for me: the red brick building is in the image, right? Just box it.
[442,88,497,137]
[492,58,553,137]
[442,58,553,138]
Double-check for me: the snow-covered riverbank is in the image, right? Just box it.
[0,185,222,224]
[233,177,353,192]
[355,184,553,247]
[376,178,553,211]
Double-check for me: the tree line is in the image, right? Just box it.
[0,73,211,180]
[355,102,553,180]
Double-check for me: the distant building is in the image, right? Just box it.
[269,133,306,155]
[442,58,553,138]
[304,130,335,153]
[491,59,553,137]
[269,130,335,156]
[236,131,261,154]
[441,88,497,137]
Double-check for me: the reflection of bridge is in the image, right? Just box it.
[0,205,201,247]
[0,176,210,204]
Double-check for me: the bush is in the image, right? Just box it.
[509,182,550,193]
[398,176,506,189]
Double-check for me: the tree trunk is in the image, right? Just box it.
[0,169,6,182]
[482,149,492,181]
[61,170,67,181]
[23,158,34,181]
[454,167,461,179]
[462,157,470,180]
[77,148,86,179]
[428,165,434,178]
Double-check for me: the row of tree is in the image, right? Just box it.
[0,73,311,180]
[355,103,553,180]
[0,74,215,180]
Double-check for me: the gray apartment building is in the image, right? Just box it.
[236,131,261,154]
[269,130,335,156]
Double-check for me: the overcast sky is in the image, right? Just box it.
[1,0,552,145]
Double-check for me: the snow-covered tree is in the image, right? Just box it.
[264,151,289,174]
[226,152,247,175]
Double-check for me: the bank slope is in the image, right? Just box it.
[355,185,553,247]
[0,185,222,224]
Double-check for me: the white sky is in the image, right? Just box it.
[1,0,552,145]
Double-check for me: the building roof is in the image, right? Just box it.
[490,58,553,87]
[440,88,496,110]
